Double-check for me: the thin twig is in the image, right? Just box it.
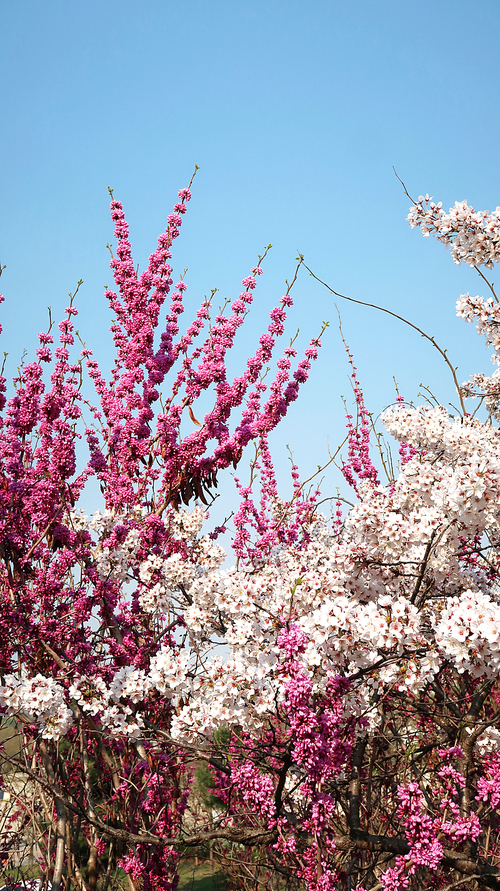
[476,266,499,304]
[302,262,467,415]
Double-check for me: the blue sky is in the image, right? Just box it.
[1,0,500,511]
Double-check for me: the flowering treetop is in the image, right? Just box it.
[1,181,500,891]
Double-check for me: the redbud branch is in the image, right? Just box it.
[22,506,64,564]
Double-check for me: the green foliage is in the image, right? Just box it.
[194,761,226,811]
[178,859,226,891]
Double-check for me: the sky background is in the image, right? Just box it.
[1,0,500,519]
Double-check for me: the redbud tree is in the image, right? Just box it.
[2,173,500,891]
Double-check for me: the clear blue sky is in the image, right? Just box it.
[1,0,499,507]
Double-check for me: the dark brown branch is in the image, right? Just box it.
[410,532,436,605]
[348,737,367,833]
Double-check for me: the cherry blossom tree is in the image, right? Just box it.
[2,176,500,891]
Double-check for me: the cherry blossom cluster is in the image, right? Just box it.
[408,195,500,268]
[162,402,500,738]
[0,673,74,740]
[453,292,500,418]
